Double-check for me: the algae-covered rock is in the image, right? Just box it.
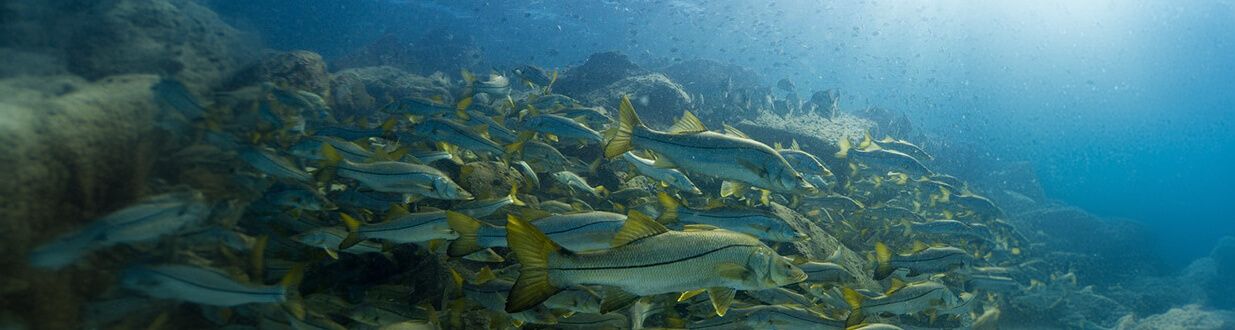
[66,0,257,93]
[556,51,647,97]
[0,74,161,329]
[230,50,330,96]
[768,203,880,291]
[1131,304,1235,330]
[581,73,692,129]
[329,66,453,119]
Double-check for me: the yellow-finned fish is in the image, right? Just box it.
[504,210,806,316]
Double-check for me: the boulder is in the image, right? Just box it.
[332,29,483,76]
[1014,207,1165,282]
[65,0,257,94]
[0,74,162,329]
[328,66,454,119]
[229,50,330,97]
[556,51,647,97]
[1131,305,1234,330]
[1207,236,1235,308]
[580,73,691,129]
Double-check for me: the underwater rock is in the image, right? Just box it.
[0,48,68,77]
[328,66,453,119]
[768,203,880,291]
[333,29,483,76]
[857,106,915,139]
[580,73,691,129]
[66,0,257,94]
[0,74,162,329]
[555,51,648,97]
[660,59,765,123]
[1130,304,1234,330]
[230,50,330,97]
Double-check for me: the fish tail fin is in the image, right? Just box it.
[314,143,342,183]
[338,213,364,250]
[874,242,894,280]
[508,185,526,206]
[604,95,643,158]
[842,287,865,327]
[445,211,486,257]
[902,219,912,237]
[657,191,680,223]
[835,137,851,159]
[505,214,563,313]
[279,263,307,320]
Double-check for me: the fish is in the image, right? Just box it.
[901,219,993,242]
[746,287,816,307]
[289,136,385,163]
[290,227,385,258]
[964,274,1022,293]
[447,212,627,256]
[407,118,505,156]
[874,242,972,280]
[512,65,554,87]
[835,137,932,177]
[519,114,603,143]
[465,71,512,97]
[381,97,462,119]
[454,186,525,218]
[323,147,472,200]
[551,171,605,197]
[794,260,856,284]
[605,96,816,196]
[554,313,628,330]
[689,305,847,329]
[29,191,211,269]
[552,106,612,127]
[512,160,541,188]
[658,192,807,243]
[876,136,933,161]
[503,210,806,316]
[510,139,575,172]
[463,110,518,143]
[622,152,702,195]
[238,146,313,183]
[261,184,335,211]
[462,278,560,325]
[120,264,302,310]
[338,210,458,248]
[843,280,958,319]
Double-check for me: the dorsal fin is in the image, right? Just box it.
[773,142,784,150]
[859,131,875,149]
[791,139,801,151]
[721,124,750,139]
[667,111,707,134]
[611,210,668,247]
[880,136,896,143]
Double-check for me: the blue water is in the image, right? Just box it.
[212,0,1235,267]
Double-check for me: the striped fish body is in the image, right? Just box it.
[890,247,971,275]
[521,114,602,143]
[291,227,384,255]
[851,149,931,177]
[859,281,955,316]
[410,118,504,156]
[798,261,855,283]
[779,149,832,177]
[632,128,807,195]
[622,152,700,194]
[548,230,782,295]
[337,160,471,200]
[120,264,285,306]
[356,211,457,243]
[240,147,311,183]
[674,207,805,243]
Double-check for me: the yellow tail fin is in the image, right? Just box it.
[657,192,680,223]
[505,214,563,313]
[603,95,642,158]
[874,242,894,280]
[445,211,485,257]
[338,213,364,250]
[835,137,851,159]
